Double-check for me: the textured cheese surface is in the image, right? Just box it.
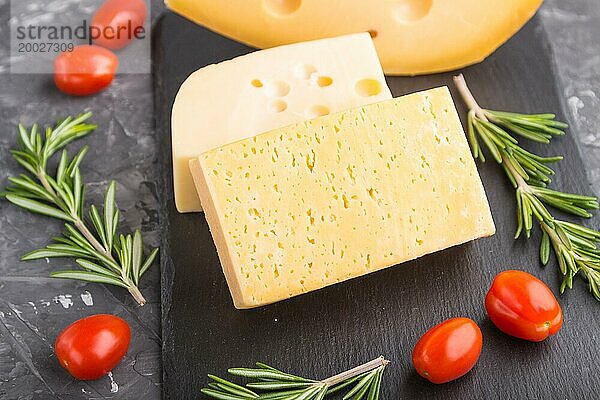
[172,33,391,212]
[192,87,495,309]
[166,0,542,75]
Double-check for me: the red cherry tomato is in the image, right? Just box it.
[485,270,563,342]
[55,314,131,380]
[91,0,147,50]
[412,317,483,384]
[54,45,118,96]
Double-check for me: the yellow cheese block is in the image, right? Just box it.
[172,33,392,212]
[165,0,543,75]
[191,87,495,309]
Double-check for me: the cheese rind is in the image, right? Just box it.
[172,33,391,212]
[192,87,495,309]
[165,0,542,75]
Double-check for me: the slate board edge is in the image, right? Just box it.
[151,15,174,395]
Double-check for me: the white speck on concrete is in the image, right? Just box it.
[108,371,119,393]
[568,95,585,110]
[568,96,585,121]
[80,291,94,306]
[40,301,51,307]
[53,294,73,309]
[45,257,50,263]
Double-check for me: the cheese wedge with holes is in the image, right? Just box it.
[165,0,542,75]
[190,87,495,309]
[172,33,391,212]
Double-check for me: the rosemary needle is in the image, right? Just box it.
[2,113,158,305]
[454,74,600,300]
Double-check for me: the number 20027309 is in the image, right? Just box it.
[18,42,74,53]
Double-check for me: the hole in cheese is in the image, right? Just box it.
[392,0,433,23]
[264,80,290,97]
[269,99,288,113]
[305,105,330,118]
[313,76,333,87]
[355,78,383,97]
[294,63,317,80]
[263,0,302,16]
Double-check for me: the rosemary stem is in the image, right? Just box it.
[73,219,113,260]
[321,356,388,387]
[37,167,120,262]
[542,221,579,264]
[127,281,147,306]
[37,169,59,200]
[77,217,146,306]
[502,153,529,189]
[37,167,115,261]
[541,221,560,244]
[453,74,531,190]
[453,74,487,121]
[75,218,147,306]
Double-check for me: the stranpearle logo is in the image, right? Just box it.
[10,0,150,74]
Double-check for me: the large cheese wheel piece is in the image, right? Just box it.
[165,0,543,75]
[172,33,392,212]
[190,87,495,308]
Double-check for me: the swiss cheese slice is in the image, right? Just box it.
[172,33,391,212]
[165,0,542,75]
[190,87,495,309]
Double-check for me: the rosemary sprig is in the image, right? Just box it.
[201,356,389,400]
[2,113,158,305]
[454,74,600,300]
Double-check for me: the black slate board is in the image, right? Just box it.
[153,12,600,399]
